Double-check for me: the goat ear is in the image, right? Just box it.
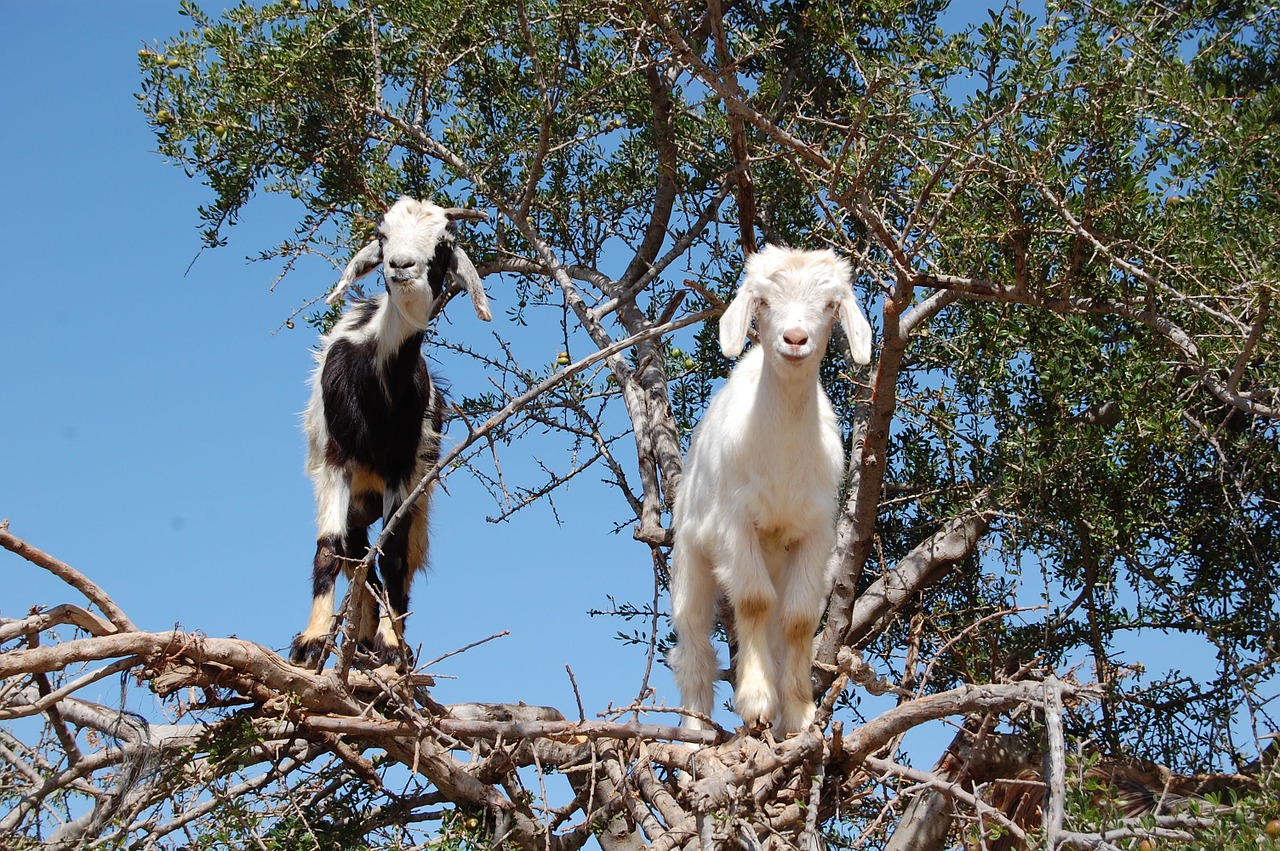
[448,246,492,322]
[839,294,874,365]
[719,286,756,358]
[326,240,383,305]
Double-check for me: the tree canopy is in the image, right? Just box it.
[3,1,1278,849]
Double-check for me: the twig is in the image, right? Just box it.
[420,630,510,669]
[863,753,1029,846]
[366,309,716,600]
[565,665,586,723]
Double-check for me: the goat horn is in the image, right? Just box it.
[442,207,489,223]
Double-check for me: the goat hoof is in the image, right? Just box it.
[289,635,327,668]
[733,686,776,733]
[367,638,413,669]
[732,705,773,734]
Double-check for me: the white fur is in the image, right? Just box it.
[669,245,873,735]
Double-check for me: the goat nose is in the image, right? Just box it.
[388,256,414,271]
[783,328,809,347]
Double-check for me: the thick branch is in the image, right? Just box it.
[618,44,680,291]
[707,0,758,255]
[834,679,1090,772]
[818,508,994,676]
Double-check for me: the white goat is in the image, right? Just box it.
[669,245,873,734]
[290,196,491,668]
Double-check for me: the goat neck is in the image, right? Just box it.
[756,332,828,414]
[373,292,429,368]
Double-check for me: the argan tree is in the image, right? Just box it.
[3,0,1278,848]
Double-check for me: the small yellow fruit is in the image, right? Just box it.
[212,124,227,138]
[155,109,174,124]
[556,352,571,366]
[165,57,181,69]
[1265,819,1280,838]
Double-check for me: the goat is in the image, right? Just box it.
[668,245,873,735]
[290,196,492,668]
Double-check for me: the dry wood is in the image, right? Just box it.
[0,524,1234,851]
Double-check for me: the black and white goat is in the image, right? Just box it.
[668,245,873,735]
[290,196,492,667]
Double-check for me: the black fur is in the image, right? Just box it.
[342,298,380,331]
[426,233,454,299]
[320,332,435,481]
[291,534,350,664]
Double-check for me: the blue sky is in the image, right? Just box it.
[0,3,661,724]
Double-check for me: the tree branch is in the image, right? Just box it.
[0,523,137,632]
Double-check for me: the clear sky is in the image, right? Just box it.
[0,3,664,726]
